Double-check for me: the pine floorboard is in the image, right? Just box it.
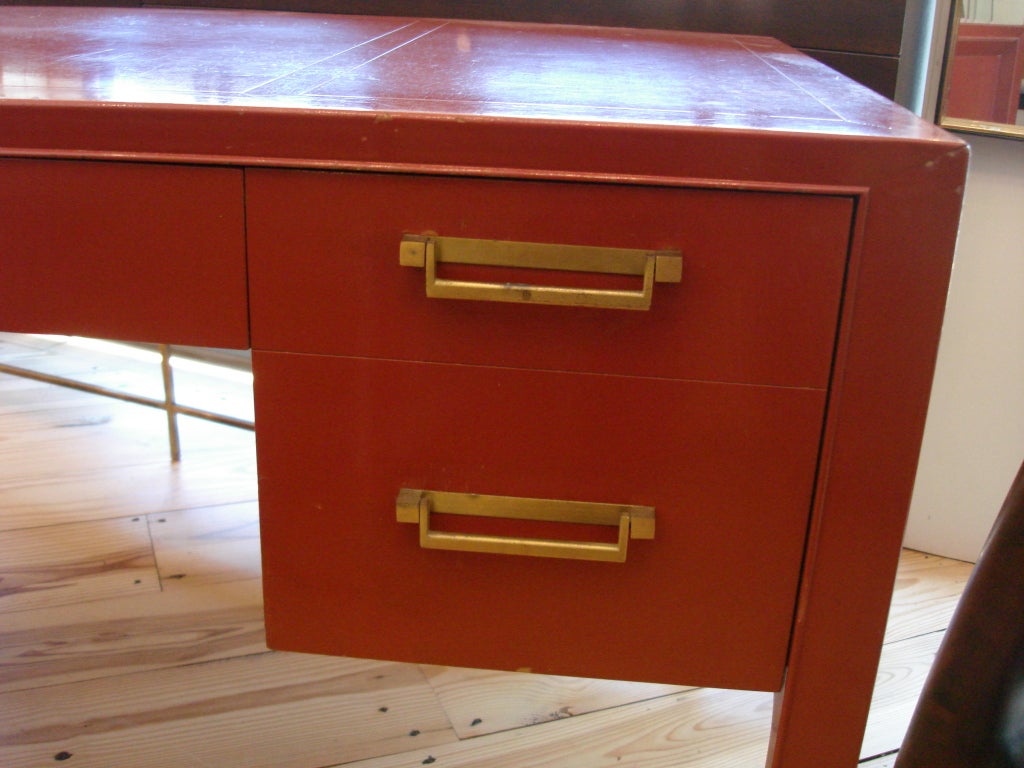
[0,333,974,767]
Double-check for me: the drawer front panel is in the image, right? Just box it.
[247,170,852,389]
[255,351,826,691]
[0,158,248,347]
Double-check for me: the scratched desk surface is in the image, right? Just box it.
[0,5,935,136]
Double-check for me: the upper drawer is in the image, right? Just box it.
[0,158,248,348]
[248,169,852,388]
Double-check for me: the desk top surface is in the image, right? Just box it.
[1,6,938,134]
[0,6,959,179]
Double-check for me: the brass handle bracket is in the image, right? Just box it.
[396,488,655,562]
[400,234,681,310]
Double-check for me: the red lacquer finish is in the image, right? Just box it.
[0,8,969,767]
[0,158,248,347]
[0,6,949,177]
[247,169,852,389]
[767,136,968,768]
[945,23,1024,124]
[254,351,827,690]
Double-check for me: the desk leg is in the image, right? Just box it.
[762,513,905,768]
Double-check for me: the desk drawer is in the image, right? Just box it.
[255,351,825,690]
[0,158,248,347]
[247,170,852,388]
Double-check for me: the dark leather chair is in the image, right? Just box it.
[896,459,1024,767]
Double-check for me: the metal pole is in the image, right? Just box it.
[159,344,182,463]
[0,364,254,430]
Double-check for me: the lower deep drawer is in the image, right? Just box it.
[254,351,827,690]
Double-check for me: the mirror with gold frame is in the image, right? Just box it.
[940,0,1024,138]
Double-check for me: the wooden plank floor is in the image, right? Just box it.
[0,333,974,767]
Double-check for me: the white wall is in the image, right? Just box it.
[904,132,1024,562]
[962,0,1024,23]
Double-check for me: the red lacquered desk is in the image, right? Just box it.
[0,7,967,767]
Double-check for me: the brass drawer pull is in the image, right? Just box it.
[399,234,682,310]
[396,488,655,562]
